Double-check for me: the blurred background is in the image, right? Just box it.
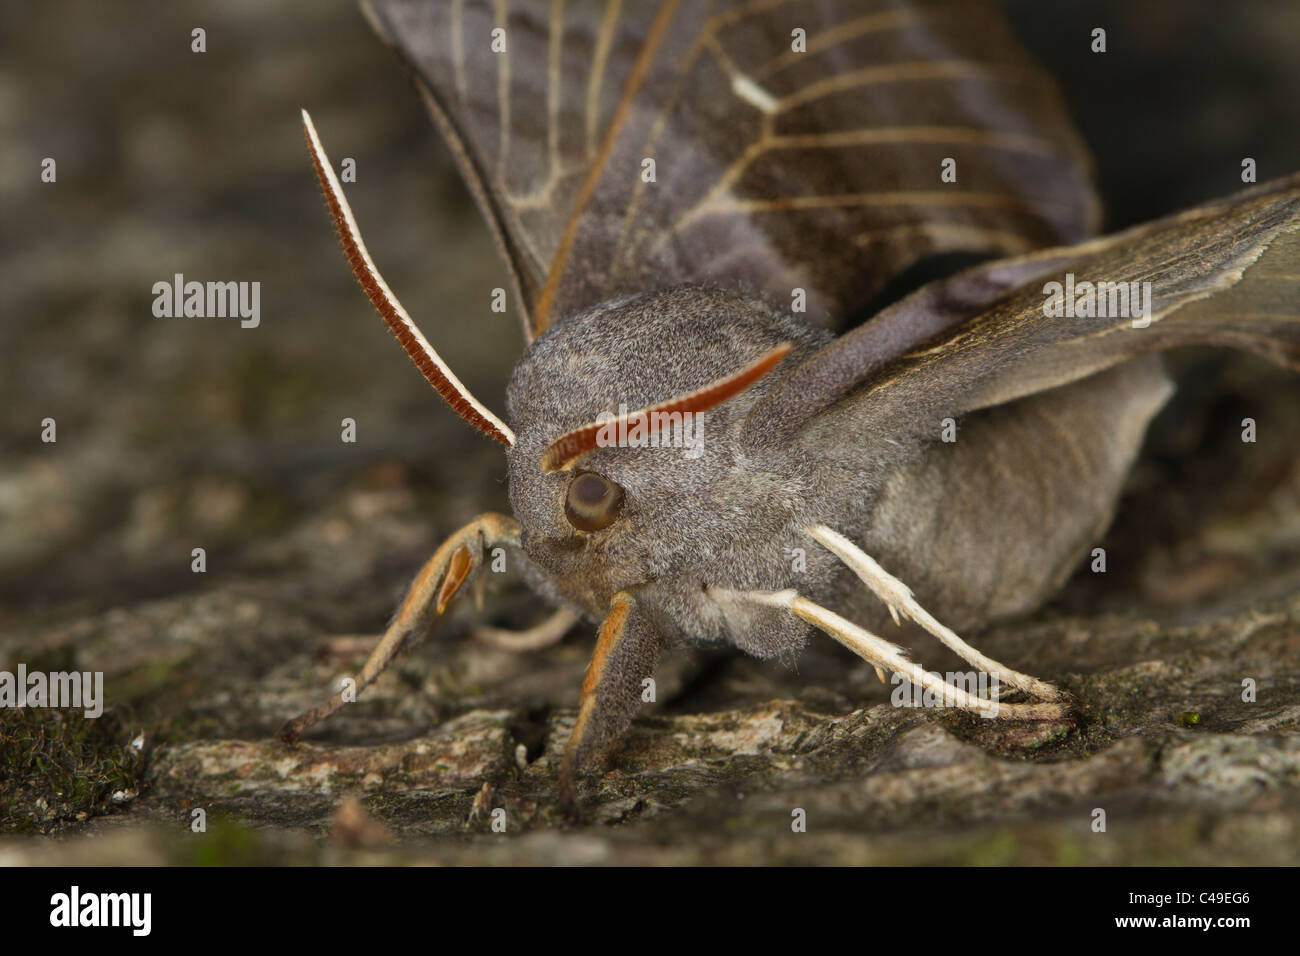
[1,0,1298,862]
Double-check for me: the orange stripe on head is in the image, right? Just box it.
[540,342,793,473]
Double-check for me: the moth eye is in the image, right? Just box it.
[564,471,624,533]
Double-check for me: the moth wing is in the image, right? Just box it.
[361,0,1098,338]
[745,173,1300,451]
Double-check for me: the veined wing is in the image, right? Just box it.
[363,0,1098,339]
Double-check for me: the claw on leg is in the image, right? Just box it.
[558,593,660,820]
[806,524,1066,704]
[473,606,581,653]
[278,512,521,744]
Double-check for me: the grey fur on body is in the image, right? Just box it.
[506,284,1173,662]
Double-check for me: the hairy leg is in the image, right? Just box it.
[559,593,661,818]
[711,525,1075,721]
[808,524,1065,702]
[279,512,521,743]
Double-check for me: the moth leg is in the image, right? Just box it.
[806,524,1066,703]
[279,512,521,743]
[472,606,581,653]
[558,593,661,819]
[713,587,1067,721]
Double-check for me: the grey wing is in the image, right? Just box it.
[362,0,1098,338]
[745,172,1300,452]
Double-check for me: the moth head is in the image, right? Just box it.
[504,286,827,615]
[299,113,826,617]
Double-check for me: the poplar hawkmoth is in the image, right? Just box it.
[280,0,1300,818]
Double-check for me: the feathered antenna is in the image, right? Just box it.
[301,109,515,447]
[540,342,793,473]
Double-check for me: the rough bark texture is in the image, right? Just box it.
[2,1,1299,864]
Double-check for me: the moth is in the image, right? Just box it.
[281,0,1300,817]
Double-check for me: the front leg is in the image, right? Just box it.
[558,592,662,819]
[278,512,521,743]
[808,524,1065,702]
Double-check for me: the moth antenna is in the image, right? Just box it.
[300,109,515,447]
[540,342,792,473]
